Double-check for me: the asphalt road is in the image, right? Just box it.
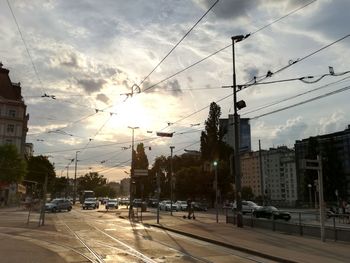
[0,206,277,262]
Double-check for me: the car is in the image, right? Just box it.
[133,199,143,208]
[253,206,291,221]
[106,199,118,210]
[159,200,170,210]
[164,201,177,211]
[101,197,109,205]
[119,198,130,206]
[147,198,158,207]
[82,197,99,210]
[233,200,261,214]
[45,198,72,213]
[175,200,188,211]
[191,202,207,211]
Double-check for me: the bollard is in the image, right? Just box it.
[333,217,337,241]
[299,212,303,236]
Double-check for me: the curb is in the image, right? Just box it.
[118,214,297,263]
[147,223,298,263]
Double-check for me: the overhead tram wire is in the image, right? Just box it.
[6,0,45,94]
[242,75,350,116]
[138,0,219,88]
[249,84,350,120]
[240,34,350,91]
[166,34,350,130]
[141,0,318,93]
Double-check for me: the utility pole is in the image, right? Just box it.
[73,151,80,205]
[156,172,160,224]
[170,146,175,216]
[214,161,218,223]
[128,126,139,219]
[259,140,264,205]
[39,173,48,226]
[232,35,246,228]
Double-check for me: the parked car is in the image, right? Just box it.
[232,200,261,214]
[253,206,291,221]
[82,197,99,210]
[191,202,207,211]
[175,200,188,211]
[45,198,72,212]
[164,201,177,211]
[132,199,143,208]
[106,199,118,209]
[159,200,171,210]
[147,198,158,208]
[119,198,130,205]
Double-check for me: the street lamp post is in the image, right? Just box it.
[73,151,80,205]
[213,161,218,223]
[232,35,246,228]
[308,184,312,208]
[170,146,175,216]
[128,126,139,219]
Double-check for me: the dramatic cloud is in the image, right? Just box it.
[96,93,110,104]
[77,78,106,94]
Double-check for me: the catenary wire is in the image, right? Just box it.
[138,0,219,88]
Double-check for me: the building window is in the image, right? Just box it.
[5,139,13,144]
[9,109,16,117]
[7,124,15,133]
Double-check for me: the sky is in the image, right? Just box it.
[1,0,349,182]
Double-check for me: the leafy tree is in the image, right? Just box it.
[0,144,27,183]
[200,102,234,203]
[200,102,221,162]
[242,186,254,200]
[133,143,149,199]
[78,172,106,192]
[51,176,68,198]
[25,155,56,195]
[322,139,346,202]
[94,185,116,198]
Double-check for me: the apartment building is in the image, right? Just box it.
[0,63,29,156]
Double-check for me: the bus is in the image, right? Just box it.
[79,190,95,204]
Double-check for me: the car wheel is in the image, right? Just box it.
[83,207,85,210]
[67,207,72,211]
[52,207,57,213]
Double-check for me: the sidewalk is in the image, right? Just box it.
[0,207,65,262]
[120,208,350,263]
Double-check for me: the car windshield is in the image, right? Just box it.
[268,206,278,211]
[50,199,62,203]
[85,198,96,201]
[108,199,117,203]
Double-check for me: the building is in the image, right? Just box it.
[0,63,29,205]
[295,125,350,202]
[220,115,251,153]
[240,146,298,206]
[0,63,29,156]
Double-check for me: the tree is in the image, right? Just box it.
[25,155,55,195]
[200,102,221,162]
[0,144,27,183]
[78,172,106,192]
[94,185,116,198]
[242,186,254,200]
[133,143,149,199]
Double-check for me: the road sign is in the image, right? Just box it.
[301,159,320,170]
[133,169,148,177]
[156,132,173,137]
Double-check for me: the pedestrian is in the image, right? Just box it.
[0,196,4,207]
[187,198,193,219]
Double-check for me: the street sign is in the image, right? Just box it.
[156,132,173,137]
[301,159,320,170]
[133,169,148,177]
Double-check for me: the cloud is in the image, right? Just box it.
[317,110,345,135]
[96,93,110,104]
[271,117,308,146]
[194,0,257,20]
[142,78,182,96]
[77,78,106,94]
[167,79,182,95]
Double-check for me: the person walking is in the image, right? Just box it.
[187,198,194,219]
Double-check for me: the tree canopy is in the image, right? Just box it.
[78,172,107,192]
[0,144,27,183]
